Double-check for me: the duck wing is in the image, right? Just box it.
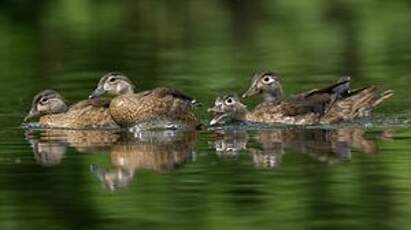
[281,79,352,116]
[152,87,200,106]
[109,89,201,129]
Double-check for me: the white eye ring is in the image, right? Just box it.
[225,98,234,105]
[40,97,49,104]
[108,77,116,83]
[262,76,275,84]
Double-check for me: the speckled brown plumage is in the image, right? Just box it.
[320,86,394,123]
[247,103,320,125]
[109,88,200,129]
[39,100,119,129]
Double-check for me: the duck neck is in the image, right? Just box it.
[120,85,135,95]
[264,86,283,103]
[233,109,248,123]
[49,103,68,115]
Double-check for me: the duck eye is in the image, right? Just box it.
[40,97,49,104]
[226,98,234,104]
[263,76,272,83]
[108,77,116,83]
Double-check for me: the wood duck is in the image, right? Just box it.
[89,72,201,130]
[24,89,119,129]
[242,72,352,113]
[243,72,351,100]
[239,72,393,123]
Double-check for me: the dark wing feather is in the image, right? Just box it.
[153,87,200,106]
[305,79,350,98]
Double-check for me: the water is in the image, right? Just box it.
[1,1,411,229]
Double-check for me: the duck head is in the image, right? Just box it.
[89,72,135,99]
[208,95,247,126]
[242,72,283,103]
[24,89,68,122]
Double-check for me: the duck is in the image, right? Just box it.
[209,86,393,126]
[239,72,393,124]
[242,72,352,112]
[88,72,201,130]
[24,89,119,129]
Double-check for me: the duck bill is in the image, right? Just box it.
[207,106,220,113]
[242,84,260,98]
[24,108,40,122]
[209,113,230,126]
[89,86,106,99]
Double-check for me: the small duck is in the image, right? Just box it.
[24,89,119,129]
[209,93,329,125]
[239,72,393,124]
[89,72,201,130]
[209,94,270,125]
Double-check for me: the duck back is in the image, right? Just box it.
[39,100,119,129]
[109,88,200,129]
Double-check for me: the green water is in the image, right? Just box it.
[1,1,411,229]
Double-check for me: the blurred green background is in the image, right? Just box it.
[0,0,410,120]
[0,0,411,230]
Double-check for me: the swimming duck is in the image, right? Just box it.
[24,89,119,129]
[239,72,393,123]
[89,72,201,130]
[242,72,352,113]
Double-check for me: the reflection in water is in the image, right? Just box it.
[27,138,67,167]
[92,131,198,191]
[25,127,392,189]
[211,128,391,169]
[212,129,249,158]
[25,129,120,166]
[24,129,198,191]
[250,130,286,169]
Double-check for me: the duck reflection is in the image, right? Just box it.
[25,129,119,166]
[211,128,388,169]
[212,129,249,158]
[90,130,198,191]
[27,137,67,167]
[250,130,286,169]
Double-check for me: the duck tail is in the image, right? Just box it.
[372,90,394,107]
[321,86,393,123]
[350,86,394,118]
